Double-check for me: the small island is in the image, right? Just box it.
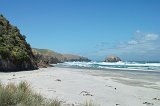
[105,55,121,62]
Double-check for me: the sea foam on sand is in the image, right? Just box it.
[0,67,160,106]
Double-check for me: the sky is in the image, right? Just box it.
[0,0,160,61]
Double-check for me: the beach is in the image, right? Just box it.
[0,67,160,106]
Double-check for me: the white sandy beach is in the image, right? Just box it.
[0,67,160,106]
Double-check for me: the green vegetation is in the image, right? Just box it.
[0,14,37,71]
[0,15,31,62]
[0,81,62,106]
[33,48,56,55]
[0,81,97,106]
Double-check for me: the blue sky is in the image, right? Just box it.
[0,0,160,61]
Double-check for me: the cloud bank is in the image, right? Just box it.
[93,31,160,61]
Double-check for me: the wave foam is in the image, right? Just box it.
[57,61,160,72]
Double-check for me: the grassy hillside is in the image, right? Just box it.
[32,48,66,62]
[33,48,91,62]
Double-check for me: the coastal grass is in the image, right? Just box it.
[0,81,62,106]
[84,100,98,106]
[0,81,97,106]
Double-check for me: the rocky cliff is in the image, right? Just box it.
[32,48,62,68]
[0,14,38,72]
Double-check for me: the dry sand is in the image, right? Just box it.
[0,67,160,106]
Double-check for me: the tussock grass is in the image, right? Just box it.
[46,98,63,106]
[0,81,62,106]
[0,81,97,106]
[83,100,98,106]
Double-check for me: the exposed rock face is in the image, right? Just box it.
[105,55,121,62]
[32,48,61,68]
[0,14,38,72]
[35,54,59,68]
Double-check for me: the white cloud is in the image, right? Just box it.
[144,33,159,41]
[128,40,138,45]
[117,32,159,53]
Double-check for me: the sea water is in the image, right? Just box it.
[56,61,160,82]
[56,61,160,73]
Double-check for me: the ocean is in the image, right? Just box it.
[56,61,160,73]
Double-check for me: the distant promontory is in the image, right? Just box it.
[32,48,90,68]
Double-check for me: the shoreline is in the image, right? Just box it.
[56,65,160,75]
[0,67,160,106]
[56,61,160,74]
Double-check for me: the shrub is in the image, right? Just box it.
[10,47,30,63]
[0,46,10,58]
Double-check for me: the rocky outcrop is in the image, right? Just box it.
[0,14,38,72]
[105,55,121,62]
[35,54,59,68]
[32,49,61,68]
